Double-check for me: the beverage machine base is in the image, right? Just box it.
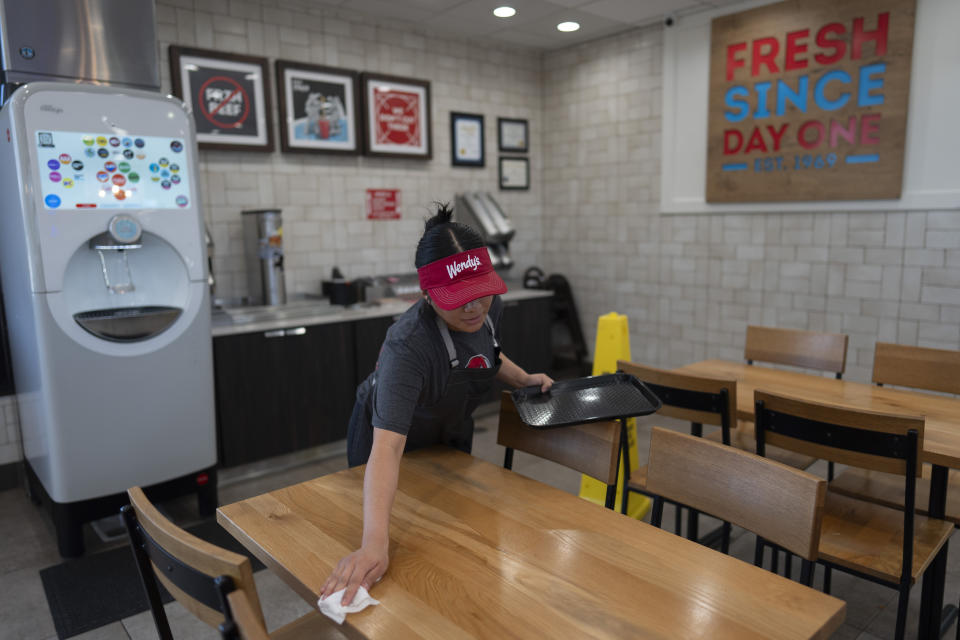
[25,461,218,558]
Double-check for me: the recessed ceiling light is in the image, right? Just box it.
[557,21,580,32]
[493,6,516,18]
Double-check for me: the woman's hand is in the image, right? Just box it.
[526,372,554,393]
[320,541,389,606]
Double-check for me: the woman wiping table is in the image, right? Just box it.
[321,204,553,606]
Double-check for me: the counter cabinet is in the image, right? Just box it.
[213,295,553,468]
[213,321,356,468]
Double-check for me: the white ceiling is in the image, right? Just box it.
[314,0,745,50]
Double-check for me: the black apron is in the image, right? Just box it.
[346,313,502,467]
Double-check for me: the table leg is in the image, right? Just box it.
[918,464,949,639]
[619,418,630,515]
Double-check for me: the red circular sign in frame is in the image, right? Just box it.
[198,75,251,130]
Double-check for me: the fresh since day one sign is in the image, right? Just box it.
[705,0,916,202]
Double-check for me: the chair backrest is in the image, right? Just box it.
[753,390,925,477]
[223,591,270,640]
[123,486,265,635]
[745,325,848,377]
[645,427,826,560]
[497,391,619,485]
[872,342,960,395]
[617,360,737,441]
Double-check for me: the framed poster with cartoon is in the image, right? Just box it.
[276,60,360,154]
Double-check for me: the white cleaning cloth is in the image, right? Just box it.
[317,586,380,624]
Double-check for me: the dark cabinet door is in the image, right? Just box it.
[498,296,552,375]
[214,321,356,468]
[285,322,356,450]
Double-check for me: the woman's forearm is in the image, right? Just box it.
[497,353,555,392]
[361,429,406,548]
[496,353,529,387]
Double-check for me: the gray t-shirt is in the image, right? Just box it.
[368,296,503,436]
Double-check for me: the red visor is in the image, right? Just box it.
[417,247,507,310]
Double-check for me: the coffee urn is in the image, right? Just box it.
[242,209,286,306]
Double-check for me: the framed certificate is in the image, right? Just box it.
[450,112,484,167]
[499,157,529,190]
[497,117,528,153]
[169,46,274,152]
[361,73,432,159]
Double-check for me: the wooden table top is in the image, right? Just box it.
[677,360,960,469]
[218,447,845,639]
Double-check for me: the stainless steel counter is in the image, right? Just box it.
[211,288,553,337]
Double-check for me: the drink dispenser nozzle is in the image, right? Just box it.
[89,215,142,294]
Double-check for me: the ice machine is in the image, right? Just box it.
[0,82,217,556]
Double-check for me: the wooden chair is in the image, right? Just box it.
[831,343,960,525]
[617,360,738,548]
[754,391,953,640]
[745,325,849,481]
[497,391,620,509]
[122,487,333,640]
[871,342,960,394]
[745,325,849,379]
[645,427,826,586]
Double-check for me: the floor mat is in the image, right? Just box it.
[39,520,265,639]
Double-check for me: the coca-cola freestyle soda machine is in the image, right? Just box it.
[0,83,217,556]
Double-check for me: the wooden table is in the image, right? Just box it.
[677,360,960,639]
[218,447,845,639]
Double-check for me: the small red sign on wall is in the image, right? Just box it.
[366,189,401,219]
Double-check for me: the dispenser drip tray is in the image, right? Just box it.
[73,306,182,342]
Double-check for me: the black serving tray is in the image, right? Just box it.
[510,373,662,429]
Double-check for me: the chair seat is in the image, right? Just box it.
[272,609,342,640]
[704,421,818,470]
[819,492,953,584]
[830,465,960,526]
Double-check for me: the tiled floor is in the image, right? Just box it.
[1,406,959,639]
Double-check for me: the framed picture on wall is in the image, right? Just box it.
[169,46,274,152]
[275,60,360,154]
[497,117,528,153]
[450,112,484,167]
[361,72,432,159]
[499,157,529,190]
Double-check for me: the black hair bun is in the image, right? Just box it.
[423,202,453,232]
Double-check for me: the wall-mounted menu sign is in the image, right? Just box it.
[706,0,916,202]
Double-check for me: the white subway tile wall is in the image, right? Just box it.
[0,396,19,465]
[158,1,544,301]
[542,26,960,381]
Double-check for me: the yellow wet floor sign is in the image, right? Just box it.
[578,312,651,519]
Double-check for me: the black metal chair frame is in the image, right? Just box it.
[747,357,843,482]
[626,380,733,551]
[504,447,618,510]
[755,399,920,640]
[120,504,238,640]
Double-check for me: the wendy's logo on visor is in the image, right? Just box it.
[466,354,491,369]
[445,254,481,279]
